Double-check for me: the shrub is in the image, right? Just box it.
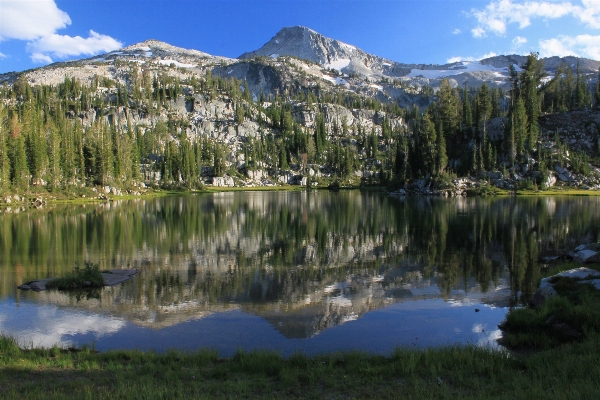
[46,262,104,290]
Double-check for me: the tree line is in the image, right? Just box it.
[0,52,599,193]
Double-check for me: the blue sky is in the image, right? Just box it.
[1,0,600,73]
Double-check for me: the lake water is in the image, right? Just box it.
[1,191,599,356]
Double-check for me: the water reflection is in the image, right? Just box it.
[1,193,599,351]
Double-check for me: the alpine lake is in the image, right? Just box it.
[1,191,598,356]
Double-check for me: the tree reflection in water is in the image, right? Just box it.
[1,192,599,338]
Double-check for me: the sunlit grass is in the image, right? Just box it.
[1,332,600,399]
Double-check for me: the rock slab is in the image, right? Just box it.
[18,269,138,291]
[529,267,600,309]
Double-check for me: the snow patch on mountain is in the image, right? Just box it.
[325,58,350,71]
[158,59,195,68]
[323,76,349,86]
[407,61,512,80]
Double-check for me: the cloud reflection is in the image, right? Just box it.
[0,303,124,348]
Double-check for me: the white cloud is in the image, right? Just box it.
[472,27,487,38]
[469,0,600,38]
[0,52,7,59]
[447,52,498,63]
[481,51,498,59]
[448,56,474,63]
[452,28,462,35]
[0,0,71,41]
[577,0,600,28]
[512,36,528,47]
[27,30,122,62]
[0,0,121,65]
[30,52,53,64]
[539,34,600,59]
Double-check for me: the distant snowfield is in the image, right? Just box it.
[325,58,350,71]
[323,75,349,86]
[158,59,195,68]
[407,61,510,80]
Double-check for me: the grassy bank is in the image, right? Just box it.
[1,334,599,399]
[500,262,600,350]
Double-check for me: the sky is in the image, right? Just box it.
[1,0,600,73]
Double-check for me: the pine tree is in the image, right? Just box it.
[418,114,437,177]
[520,53,544,152]
[436,79,461,138]
[476,83,492,138]
[513,97,528,158]
[462,85,473,133]
[435,121,448,175]
[279,142,288,170]
[491,88,501,118]
[0,104,10,190]
[394,133,410,182]
[9,117,30,188]
[46,121,61,189]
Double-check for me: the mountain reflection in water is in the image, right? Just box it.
[1,192,599,351]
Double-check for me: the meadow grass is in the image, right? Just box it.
[500,263,600,351]
[1,331,600,399]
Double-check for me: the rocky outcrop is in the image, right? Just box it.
[211,176,235,187]
[529,267,600,309]
[569,244,600,263]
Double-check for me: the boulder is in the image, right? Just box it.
[212,176,235,187]
[544,173,557,188]
[570,244,600,263]
[529,267,600,308]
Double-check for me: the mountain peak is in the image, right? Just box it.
[239,26,360,66]
[120,39,214,59]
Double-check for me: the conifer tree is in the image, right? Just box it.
[520,53,544,152]
[514,97,528,158]
[436,79,461,138]
[462,85,473,132]
[418,114,437,176]
[0,105,10,190]
[8,114,29,188]
[394,133,410,182]
[435,121,448,175]
[46,121,61,189]
[476,83,492,138]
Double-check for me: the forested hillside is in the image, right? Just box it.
[1,52,600,199]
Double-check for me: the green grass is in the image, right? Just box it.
[515,187,600,196]
[45,262,104,290]
[1,335,600,399]
[500,262,600,350]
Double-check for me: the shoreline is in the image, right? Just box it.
[1,184,600,209]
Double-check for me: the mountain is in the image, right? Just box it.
[240,26,600,87]
[239,26,409,78]
[1,26,600,198]
[4,26,600,104]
